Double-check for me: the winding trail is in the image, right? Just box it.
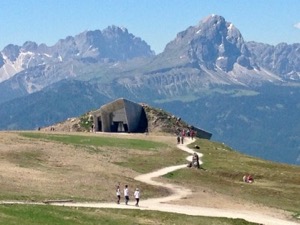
[1,138,299,225]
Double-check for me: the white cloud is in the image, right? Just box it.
[294,22,300,29]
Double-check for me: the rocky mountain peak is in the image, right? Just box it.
[103,25,129,36]
[2,44,21,61]
[21,41,38,52]
[165,14,253,72]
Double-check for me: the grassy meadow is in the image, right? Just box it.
[0,131,299,224]
[164,139,300,217]
[0,204,256,225]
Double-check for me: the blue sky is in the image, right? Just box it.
[1,0,299,54]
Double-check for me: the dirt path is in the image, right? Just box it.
[1,138,299,225]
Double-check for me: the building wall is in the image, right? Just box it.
[123,99,143,132]
[194,127,212,139]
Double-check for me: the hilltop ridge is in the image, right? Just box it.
[41,102,210,138]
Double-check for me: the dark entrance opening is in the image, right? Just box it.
[97,119,102,131]
[136,108,148,132]
[123,124,128,132]
[111,121,127,132]
[111,122,118,132]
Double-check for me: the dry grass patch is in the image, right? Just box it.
[0,132,178,202]
[162,138,300,221]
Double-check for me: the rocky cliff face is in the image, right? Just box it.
[163,15,253,72]
[246,41,300,81]
[0,26,154,83]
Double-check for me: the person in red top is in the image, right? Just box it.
[247,175,254,183]
[190,130,195,139]
[243,174,254,183]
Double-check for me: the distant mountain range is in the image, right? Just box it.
[0,15,299,165]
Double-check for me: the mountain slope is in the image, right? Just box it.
[0,80,110,130]
[157,85,300,165]
[246,41,300,81]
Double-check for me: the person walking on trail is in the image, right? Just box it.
[190,130,195,140]
[134,188,140,206]
[193,152,200,169]
[116,185,121,204]
[124,185,129,205]
[177,135,180,144]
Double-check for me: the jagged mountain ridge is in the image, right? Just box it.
[115,15,288,99]
[1,15,300,103]
[246,41,300,80]
[0,25,154,104]
[0,25,154,89]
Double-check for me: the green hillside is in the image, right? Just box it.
[0,131,299,225]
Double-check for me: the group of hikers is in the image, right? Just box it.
[116,184,140,206]
[115,131,201,206]
[177,128,196,144]
[114,131,255,208]
[176,128,201,169]
[116,125,254,206]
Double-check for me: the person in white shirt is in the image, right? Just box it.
[134,188,140,206]
[124,185,129,205]
[116,185,121,204]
